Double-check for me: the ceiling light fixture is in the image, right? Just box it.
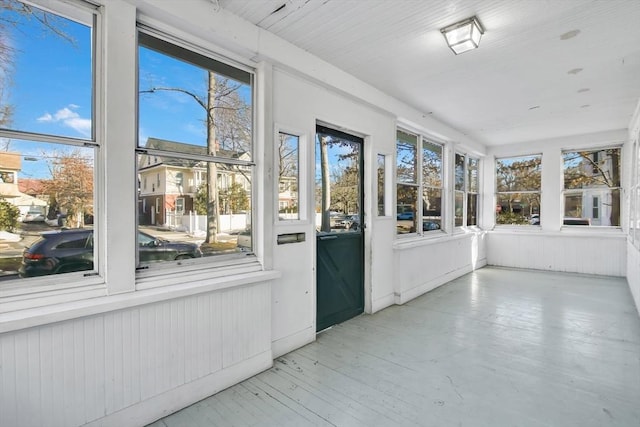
[440,16,484,55]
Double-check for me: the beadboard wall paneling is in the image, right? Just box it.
[394,233,487,304]
[0,282,271,427]
[628,242,640,316]
[487,232,626,277]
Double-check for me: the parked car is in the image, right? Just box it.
[22,210,46,222]
[423,221,441,231]
[530,214,540,225]
[19,229,202,277]
[339,214,360,230]
[397,212,415,221]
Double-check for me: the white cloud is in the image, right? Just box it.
[36,105,91,137]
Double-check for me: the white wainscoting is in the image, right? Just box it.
[487,231,626,277]
[0,282,272,427]
[628,242,640,317]
[393,232,487,304]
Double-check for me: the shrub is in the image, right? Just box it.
[0,198,20,232]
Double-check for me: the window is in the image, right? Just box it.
[0,0,97,283]
[454,153,480,227]
[137,32,254,267]
[496,155,541,225]
[377,154,386,216]
[562,147,621,226]
[467,157,479,226]
[396,129,443,235]
[454,153,465,226]
[634,139,640,247]
[278,132,299,220]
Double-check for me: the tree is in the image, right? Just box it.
[0,197,19,231]
[221,182,249,213]
[140,75,251,244]
[496,156,541,223]
[563,149,621,225]
[42,150,93,228]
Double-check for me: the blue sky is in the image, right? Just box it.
[1,3,251,179]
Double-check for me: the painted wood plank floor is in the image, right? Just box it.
[148,267,640,427]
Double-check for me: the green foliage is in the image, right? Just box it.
[0,198,19,231]
[223,182,249,212]
[194,183,207,215]
[496,211,529,225]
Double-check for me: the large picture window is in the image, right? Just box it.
[396,129,443,235]
[563,147,621,226]
[496,155,541,225]
[0,1,97,282]
[137,32,254,269]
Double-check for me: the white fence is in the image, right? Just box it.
[165,211,249,234]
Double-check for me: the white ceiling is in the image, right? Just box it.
[219,0,640,146]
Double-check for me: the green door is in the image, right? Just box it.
[315,125,364,332]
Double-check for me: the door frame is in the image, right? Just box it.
[314,122,369,331]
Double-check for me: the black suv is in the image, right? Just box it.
[19,229,202,278]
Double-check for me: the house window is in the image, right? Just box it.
[0,0,97,284]
[396,129,443,235]
[563,147,621,226]
[137,31,254,266]
[176,197,184,214]
[496,155,541,225]
[278,132,299,220]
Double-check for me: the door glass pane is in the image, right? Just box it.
[315,130,361,232]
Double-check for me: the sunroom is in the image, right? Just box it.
[0,1,639,426]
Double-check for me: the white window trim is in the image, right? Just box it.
[274,124,308,225]
[495,153,543,228]
[560,145,622,229]
[395,127,448,239]
[0,0,272,316]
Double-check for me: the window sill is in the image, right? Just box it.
[0,268,281,334]
[489,227,624,238]
[393,228,484,250]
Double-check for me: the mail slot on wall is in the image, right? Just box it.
[277,232,305,245]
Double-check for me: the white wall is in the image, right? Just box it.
[394,232,487,304]
[484,130,628,277]
[270,69,399,356]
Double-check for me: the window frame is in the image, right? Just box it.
[561,146,622,228]
[495,154,542,227]
[454,152,480,228]
[135,28,258,277]
[275,129,303,222]
[395,128,446,237]
[0,0,104,303]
